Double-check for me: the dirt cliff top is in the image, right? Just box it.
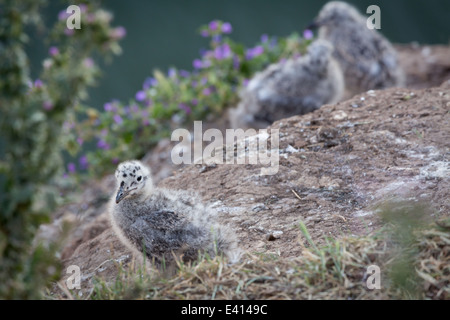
[46,43,450,298]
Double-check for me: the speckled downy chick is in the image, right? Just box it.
[229,39,344,129]
[309,1,404,95]
[109,160,240,267]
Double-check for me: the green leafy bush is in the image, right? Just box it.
[0,0,123,298]
[68,20,314,177]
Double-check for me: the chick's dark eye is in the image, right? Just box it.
[137,176,142,181]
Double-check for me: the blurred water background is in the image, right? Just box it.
[27,0,450,111]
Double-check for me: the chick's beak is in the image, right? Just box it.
[115,185,127,204]
[306,20,320,30]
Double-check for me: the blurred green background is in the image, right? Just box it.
[28,0,450,110]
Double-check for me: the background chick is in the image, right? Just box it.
[310,1,404,96]
[229,39,344,129]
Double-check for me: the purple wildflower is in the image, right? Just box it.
[110,26,126,40]
[58,10,70,21]
[168,68,177,78]
[269,37,278,49]
[97,139,110,150]
[63,121,75,130]
[212,35,222,43]
[143,77,158,89]
[202,60,212,68]
[200,29,209,37]
[34,79,43,89]
[79,4,87,13]
[112,158,119,164]
[303,29,314,40]
[83,57,94,68]
[209,20,218,31]
[221,22,232,34]
[200,77,208,86]
[79,155,89,170]
[260,34,269,43]
[193,59,203,69]
[149,78,158,87]
[141,110,151,124]
[253,46,265,56]
[178,103,191,114]
[193,59,211,69]
[144,99,153,107]
[202,50,214,59]
[49,46,59,57]
[67,162,76,174]
[179,70,190,78]
[86,13,96,23]
[135,90,146,101]
[202,87,212,96]
[77,137,84,146]
[242,79,249,87]
[214,43,231,60]
[64,28,74,36]
[233,55,240,70]
[245,46,264,60]
[171,114,182,124]
[104,102,113,112]
[43,101,54,110]
[113,114,123,125]
[191,99,198,106]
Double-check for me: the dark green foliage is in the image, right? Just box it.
[0,0,123,298]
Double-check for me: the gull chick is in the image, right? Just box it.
[229,39,344,129]
[109,160,239,267]
[310,1,404,95]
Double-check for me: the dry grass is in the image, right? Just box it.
[416,225,450,299]
[47,201,448,300]
[71,218,448,300]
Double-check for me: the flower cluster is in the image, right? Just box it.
[68,20,314,177]
[200,20,233,38]
[54,4,126,55]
